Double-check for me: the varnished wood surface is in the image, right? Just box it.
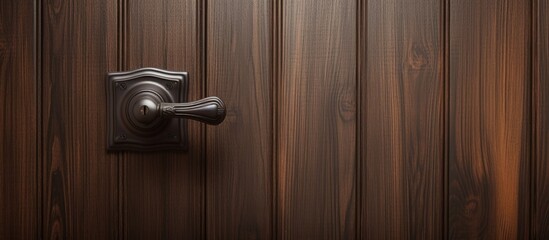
[448,0,531,239]
[123,0,204,238]
[0,0,38,238]
[42,0,119,238]
[2,0,549,238]
[206,0,273,238]
[534,0,549,238]
[277,0,357,238]
[360,0,444,238]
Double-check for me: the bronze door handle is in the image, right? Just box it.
[159,97,225,125]
[133,96,226,126]
[107,68,226,151]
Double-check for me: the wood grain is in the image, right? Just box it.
[206,0,273,238]
[3,0,547,238]
[448,0,531,238]
[360,0,444,238]
[123,0,204,238]
[534,0,549,238]
[277,0,356,238]
[42,0,119,238]
[0,0,38,238]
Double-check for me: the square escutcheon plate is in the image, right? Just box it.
[106,68,188,151]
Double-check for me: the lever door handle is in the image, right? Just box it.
[107,68,225,151]
[160,97,226,125]
[135,96,226,125]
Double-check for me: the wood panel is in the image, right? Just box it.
[206,0,272,238]
[534,0,549,238]
[0,0,38,238]
[42,0,119,238]
[277,0,356,238]
[360,0,444,238]
[123,0,204,238]
[448,0,531,238]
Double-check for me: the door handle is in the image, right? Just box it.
[107,68,225,151]
[135,96,226,126]
[159,97,225,125]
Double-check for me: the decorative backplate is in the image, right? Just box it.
[106,68,188,151]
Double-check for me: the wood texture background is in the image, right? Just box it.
[1,0,548,239]
[206,0,273,239]
[0,0,38,238]
[534,0,549,238]
[42,0,119,238]
[277,0,357,238]
[361,0,444,239]
[448,0,531,239]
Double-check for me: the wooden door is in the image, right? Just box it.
[1,0,548,239]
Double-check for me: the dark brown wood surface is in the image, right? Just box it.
[0,0,38,238]
[2,0,549,239]
[448,0,531,239]
[42,0,119,238]
[360,0,444,238]
[277,0,357,238]
[123,0,204,238]
[206,0,273,238]
[534,0,549,238]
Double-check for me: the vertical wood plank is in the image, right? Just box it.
[277,0,356,238]
[123,0,204,238]
[0,0,38,238]
[206,0,273,238]
[360,0,444,238]
[534,0,549,238]
[42,0,119,238]
[448,0,531,238]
